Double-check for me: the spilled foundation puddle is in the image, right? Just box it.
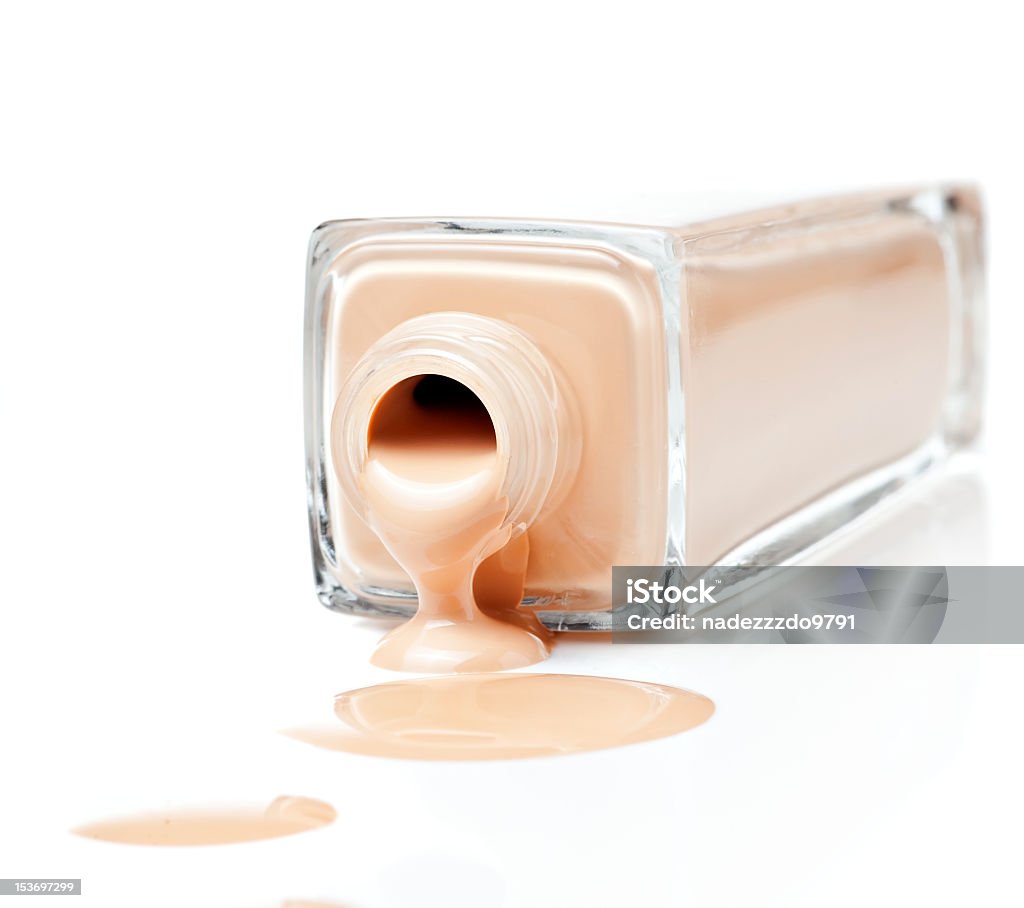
[284,673,714,760]
[72,795,336,846]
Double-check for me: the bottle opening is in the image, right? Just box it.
[333,311,577,534]
[411,374,489,413]
[368,375,497,482]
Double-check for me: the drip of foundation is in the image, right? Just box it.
[71,796,336,846]
[283,673,715,760]
[474,530,550,639]
[362,375,549,672]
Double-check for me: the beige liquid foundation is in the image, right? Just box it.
[70,187,989,847]
[305,186,985,673]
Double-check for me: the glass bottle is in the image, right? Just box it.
[304,186,985,630]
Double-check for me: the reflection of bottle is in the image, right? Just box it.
[305,187,985,630]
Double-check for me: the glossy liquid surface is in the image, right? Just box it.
[363,376,549,672]
[72,796,336,846]
[284,673,715,760]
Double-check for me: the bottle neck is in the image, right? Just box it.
[332,311,577,535]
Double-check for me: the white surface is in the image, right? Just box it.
[2,2,1023,907]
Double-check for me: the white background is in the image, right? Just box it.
[2,2,1022,907]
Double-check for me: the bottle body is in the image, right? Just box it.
[305,187,985,630]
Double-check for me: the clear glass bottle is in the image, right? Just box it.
[305,186,985,630]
